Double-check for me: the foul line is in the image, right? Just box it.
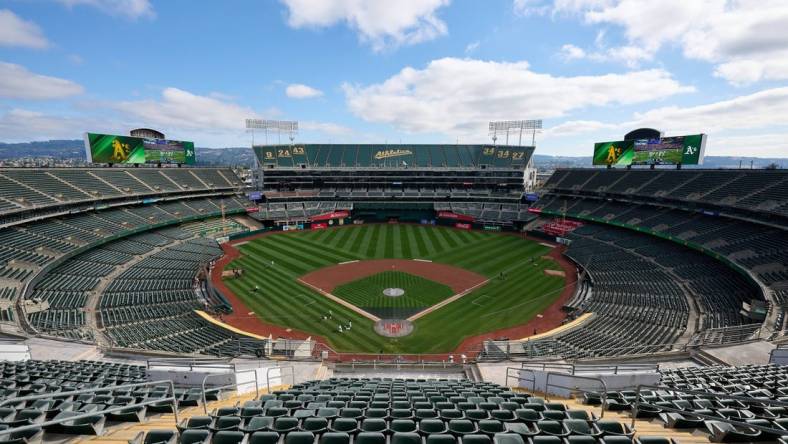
[406,278,490,322]
[339,260,359,265]
[413,259,432,262]
[297,278,381,322]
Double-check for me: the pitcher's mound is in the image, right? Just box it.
[375,319,414,337]
[383,288,405,297]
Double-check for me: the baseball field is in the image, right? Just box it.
[223,224,566,354]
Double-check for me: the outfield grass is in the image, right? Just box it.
[223,224,565,353]
[332,271,455,319]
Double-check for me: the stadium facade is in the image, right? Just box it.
[252,144,537,228]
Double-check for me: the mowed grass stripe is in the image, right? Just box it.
[434,226,461,249]
[327,226,355,250]
[411,226,430,257]
[391,225,404,257]
[276,231,362,260]
[348,224,367,252]
[421,226,445,253]
[268,234,360,265]
[383,225,394,258]
[321,227,343,245]
[365,224,381,258]
[400,225,414,258]
[357,225,376,257]
[245,241,325,273]
[426,225,449,254]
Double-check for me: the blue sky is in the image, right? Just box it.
[1,0,787,157]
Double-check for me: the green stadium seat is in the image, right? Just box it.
[180,429,211,444]
[212,431,245,444]
[448,420,477,436]
[461,435,491,444]
[392,432,423,444]
[330,418,359,434]
[493,434,524,444]
[285,431,316,444]
[320,432,350,444]
[249,432,281,444]
[426,435,457,444]
[356,432,387,444]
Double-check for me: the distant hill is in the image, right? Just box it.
[0,140,784,169]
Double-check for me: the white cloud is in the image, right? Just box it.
[342,57,693,135]
[114,87,255,132]
[559,43,652,68]
[513,0,554,15]
[465,41,480,54]
[546,119,619,137]
[301,120,352,135]
[628,87,788,134]
[0,109,103,142]
[559,44,586,60]
[708,133,788,158]
[280,0,449,51]
[0,62,84,100]
[0,10,48,49]
[107,87,351,146]
[540,87,788,157]
[57,0,154,19]
[547,0,788,85]
[285,83,324,99]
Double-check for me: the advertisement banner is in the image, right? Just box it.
[248,191,263,201]
[525,193,539,202]
[245,207,259,213]
[455,222,472,230]
[311,222,328,230]
[438,211,474,222]
[311,210,350,221]
[84,132,195,164]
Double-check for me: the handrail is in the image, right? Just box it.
[631,384,788,436]
[267,366,295,393]
[0,379,179,436]
[147,357,235,371]
[544,371,607,418]
[521,361,659,375]
[201,369,260,414]
[505,367,536,393]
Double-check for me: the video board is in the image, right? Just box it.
[84,132,196,164]
[593,134,706,166]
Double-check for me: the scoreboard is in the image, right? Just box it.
[593,134,706,166]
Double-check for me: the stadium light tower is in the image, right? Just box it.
[245,119,299,145]
[488,120,542,146]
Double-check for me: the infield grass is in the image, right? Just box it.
[224,224,565,353]
[332,271,455,319]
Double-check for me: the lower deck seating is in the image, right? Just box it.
[514,222,761,358]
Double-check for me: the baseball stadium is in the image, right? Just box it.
[5,1,788,442]
[0,122,782,443]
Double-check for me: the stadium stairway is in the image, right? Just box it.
[81,388,278,444]
[85,235,201,347]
